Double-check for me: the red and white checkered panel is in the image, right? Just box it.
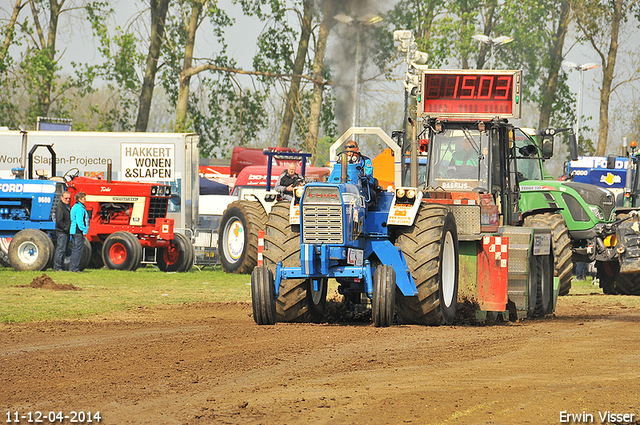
[483,236,508,268]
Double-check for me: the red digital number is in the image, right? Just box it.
[493,76,512,100]
[459,76,477,99]
[477,76,494,99]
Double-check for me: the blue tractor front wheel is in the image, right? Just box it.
[372,264,396,327]
[251,265,277,325]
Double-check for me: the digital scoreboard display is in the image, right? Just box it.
[417,69,521,119]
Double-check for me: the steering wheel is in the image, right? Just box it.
[64,168,80,183]
[336,150,362,163]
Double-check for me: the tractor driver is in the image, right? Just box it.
[345,140,375,187]
[275,163,303,201]
[448,137,478,178]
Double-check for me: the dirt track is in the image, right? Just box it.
[2,286,640,425]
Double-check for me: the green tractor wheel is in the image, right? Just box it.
[524,213,573,296]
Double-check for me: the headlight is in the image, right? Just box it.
[396,188,406,198]
[294,186,305,198]
[589,206,604,220]
[151,186,158,195]
[165,186,171,196]
[406,189,416,199]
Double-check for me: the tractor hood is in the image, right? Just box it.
[520,180,616,223]
[561,182,616,211]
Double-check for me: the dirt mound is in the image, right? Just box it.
[20,274,82,291]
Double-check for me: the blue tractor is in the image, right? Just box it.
[0,132,65,270]
[251,127,458,327]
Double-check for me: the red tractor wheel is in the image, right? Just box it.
[157,233,193,272]
[102,232,142,271]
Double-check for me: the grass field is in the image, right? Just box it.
[3,267,637,324]
[0,265,252,323]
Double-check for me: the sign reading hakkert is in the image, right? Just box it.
[121,143,175,182]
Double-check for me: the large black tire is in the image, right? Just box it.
[535,253,554,316]
[62,237,92,271]
[218,200,268,274]
[251,265,277,325]
[263,202,327,322]
[80,238,92,271]
[8,229,54,271]
[157,233,194,272]
[89,242,104,269]
[597,261,619,295]
[44,234,55,270]
[395,204,459,325]
[102,231,143,271]
[527,253,539,318]
[372,264,396,327]
[524,213,573,296]
[612,273,640,295]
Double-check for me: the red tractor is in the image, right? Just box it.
[65,170,194,272]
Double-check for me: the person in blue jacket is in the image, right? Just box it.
[345,140,378,205]
[345,140,375,186]
[69,192,89,272]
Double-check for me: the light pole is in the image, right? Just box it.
[562,61,599,144]
[472,34,514,70]
[334,13,383,128]
[393,30,429,187]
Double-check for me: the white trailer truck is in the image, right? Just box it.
[0,130,202,267]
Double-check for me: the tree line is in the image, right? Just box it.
[1,0,639,158]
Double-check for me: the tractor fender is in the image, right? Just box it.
[521,206,560,222]
[239,189,279,215]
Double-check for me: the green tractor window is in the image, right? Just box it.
[513,128,544,182]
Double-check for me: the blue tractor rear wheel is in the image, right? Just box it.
[8,229,54,271]
[395,204,459,325]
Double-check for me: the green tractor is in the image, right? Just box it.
[515,128,627,295]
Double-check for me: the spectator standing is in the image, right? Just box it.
[69,192,89,273]
[275,163,303,201]
[53,191,72,271]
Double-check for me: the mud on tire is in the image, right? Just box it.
[218,200,268,274]
[395,204,459,326]
[263,202,326,322]
[524,212,573,296]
